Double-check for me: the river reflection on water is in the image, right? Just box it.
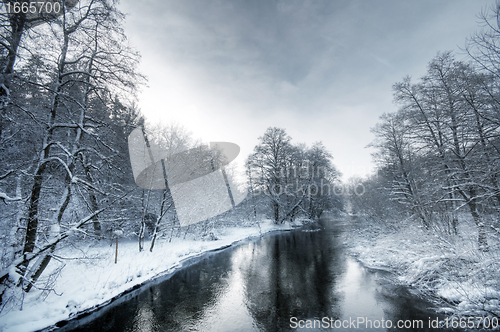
[58,216,451,331]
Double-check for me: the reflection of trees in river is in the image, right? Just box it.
[240,221,345,331]
[62,252,233,332]
[143,253,233,331]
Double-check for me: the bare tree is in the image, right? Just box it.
[247,127,293,223]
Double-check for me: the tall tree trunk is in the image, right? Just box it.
[468,190,489,252]
[20,22,70,273]
[80,152,101,237]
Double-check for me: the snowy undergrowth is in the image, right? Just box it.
[0,219,299,332]
[343,216,500,321]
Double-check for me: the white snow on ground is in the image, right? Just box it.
[0,219,300,332]
[342,215,500,321]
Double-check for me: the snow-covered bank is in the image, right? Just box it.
[342,216,500,324]
[0,219,304,332]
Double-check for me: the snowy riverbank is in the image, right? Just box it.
[0,219,304,332]
[342,216,500,324]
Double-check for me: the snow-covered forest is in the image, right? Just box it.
[350,3,500,320]
[1,0,146,309]
[3,0,500,330]
[0,1,343,329]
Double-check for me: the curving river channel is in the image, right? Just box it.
[55,215,454,332]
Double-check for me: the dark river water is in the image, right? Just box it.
[55,215,453,332]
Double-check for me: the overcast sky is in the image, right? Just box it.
[119,0,493,180]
